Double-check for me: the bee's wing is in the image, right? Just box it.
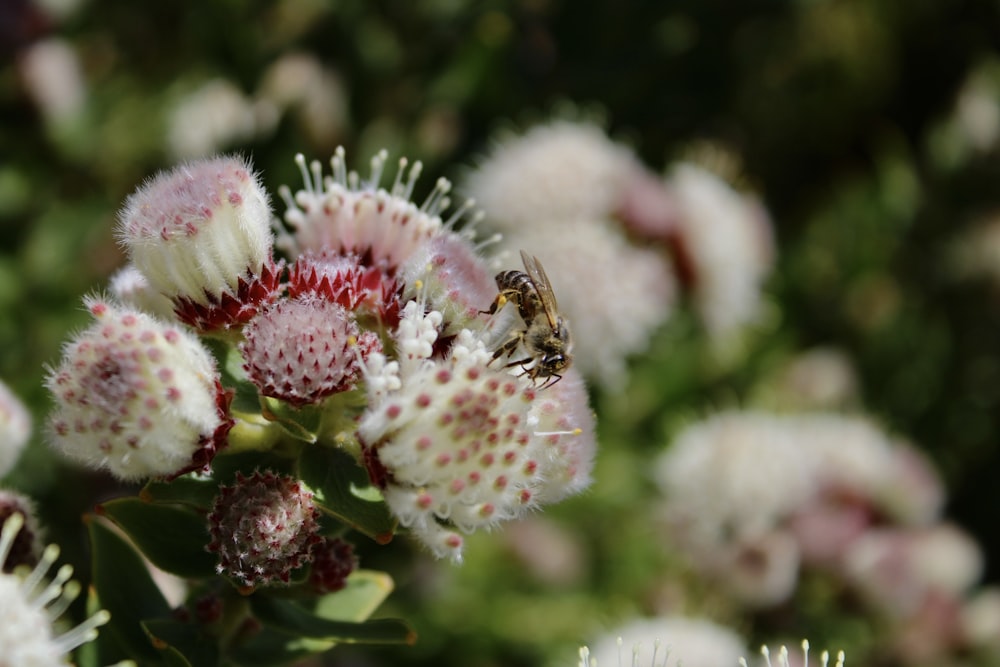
[520,250,560,328]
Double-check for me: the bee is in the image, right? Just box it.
[486,250,572,387]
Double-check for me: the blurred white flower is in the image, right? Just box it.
[587,616,748,667]
[19,38,86,126]
[0,379,31,478]
[666,163,773,342]
[256,52,348,147]
[166,78,271,160]
[463,119,641,229]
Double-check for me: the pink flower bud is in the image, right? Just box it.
[45,297,233,480]
[240,296,380,406]
[116,156,281,331]
[309,537,357,593]
[207,470,322,588]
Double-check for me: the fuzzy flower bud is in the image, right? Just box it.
[45,297,233,481]
[309,537,357,594]
[116,156,281,331]
[207,470,322,587]
[240,296,380,406]
[358,302,595,562]
[0,513,110,665]
[0,378,31,478]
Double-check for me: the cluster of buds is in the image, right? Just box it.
[44,148,596,574]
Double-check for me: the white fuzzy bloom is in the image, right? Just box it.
[256,53,348,147]
[277,149,465,268]
[587,616,747,667]
[0,379,31,478]
[108,263,178,320]
[45,298,228,481]
[960,587,1000,650]
[19,38,86,125]
[358,302,594,562]
[0,513,110,666]
[667,163,774,341]
[116,156,274,308]
[656,412,817,545]
[167,79,268,160]
[463,119,641,229]
[501,221,676,388]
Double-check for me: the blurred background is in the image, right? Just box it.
[3,0,1000,665]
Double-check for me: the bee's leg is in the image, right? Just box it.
[479,291,509,316]
[539,373,562,390]
[489,334,521,366]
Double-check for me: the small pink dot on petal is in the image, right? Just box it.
[449,480,465,495]
[164,330,180,344]
[503,451,517,464]
[523,460,538,475]
[435,369,451,383]
[466,367,480,381]
[519,490,532,504]
[416,493,434,509]
[435,453,452,467]
[416,436,432,450]
[444,534,463,549]
[493,476,508,490]
[415,393,431,408]
[478,503,495,518]
[468,471,481,484]
[166,387,181,401]
[385,404,401,419]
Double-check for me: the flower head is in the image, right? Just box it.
[357,302,594,562]
[116,156,281,331]
[45,297,233,481]
[665,163,774,341]
[740,640,846,667]
[277,149,464,271]
[0,513,110,666]
[586,616,748,667]
[240,296,380,406]
[207,470,322,588]
[308,537,357,594]
[463,119,641,228]
[0,378,31,478]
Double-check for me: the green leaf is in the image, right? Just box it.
[143,619,219,666]
[88,516,171,665]
[141,476,220,510]
[98,498,217,579]
[250,595,415,645]
[210,449,297,483]
[314,570,396,622]
[296,445,397,542]
[226,626,326,667]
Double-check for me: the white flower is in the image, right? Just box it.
[108,263,178,321]
[741,640,846,667]
[587,616,748,667]
[45,297,231,481]
[667,163,773,342]
[357,302,594,562]
[462,119,641,229]
[277,149,470,269]
[0,513,110,666]
[19,38,86,125]
[500,221,676,388]
[256,53,348,147]
[0,379,31,478]
[166,79,266,160]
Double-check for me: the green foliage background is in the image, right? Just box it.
[3,0,1000,665]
